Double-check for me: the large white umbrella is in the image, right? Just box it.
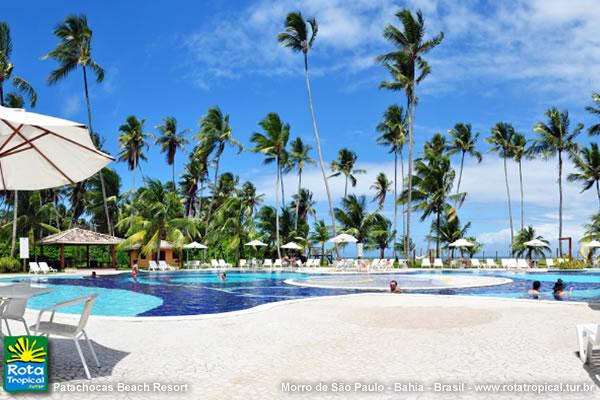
[583,240,600,248]
[449,238,475,247]
[0,106,113,190]
[281,242,303,250]
[183,241,208,249]
[328,233,358,244]
[523,239,549,247]
[245,240,267,247]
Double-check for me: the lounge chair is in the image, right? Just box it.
[433,258,444,268]
[32,294,99,380]
[39,262,57,273]
[470,259,482,268]
[148,260,160,271]
[485,258,498,268]
[210,259,219,268]
[218,259,231,268]
[28,262,41,274]
[263,259,273,268]
[159,260,176,271]
[517,259,529,268]
[2,282,31,335]
[546,258,555,267]
[273,259,282,268]
[239,259,247,268]
[421,258,431,268]
[397,259,408,268]
[577,324,600,364]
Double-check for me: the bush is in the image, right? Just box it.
[0,257,22,273]
[556,259,587,270]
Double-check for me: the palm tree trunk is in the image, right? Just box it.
[519,160,524,230]
[172,161,176,190]
[393,151,398,258]
[82,66,112,235]
[10,190,17,257]
[436,210,441,258]
[456,152,465,195]
[344,175,348,198]
[275,157,281,259]
[0,83,4,106]
[280,167,286,206]
[405,93,415,261]
[304,53,337,240]
[503,157,514,250]
[558,151,563,256]
[596,180,600,210]
[198,183,204,219]
[400,149,405,252]
[295,169,302,231]
[206,156,220,224]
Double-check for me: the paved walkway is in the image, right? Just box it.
[3,294,599,399]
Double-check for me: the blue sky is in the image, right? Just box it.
[4,0,599,256]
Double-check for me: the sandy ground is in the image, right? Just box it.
[1,293,598,400]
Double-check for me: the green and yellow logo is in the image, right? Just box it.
[3,336,48,392]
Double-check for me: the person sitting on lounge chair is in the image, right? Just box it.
[390,280,401,293]
[527,280,541,299]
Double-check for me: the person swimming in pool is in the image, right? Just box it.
[219,272,227,280]
[131,264,138,282]
[553,279,572,300]
[527,280,541,299]
[389,280,401,293]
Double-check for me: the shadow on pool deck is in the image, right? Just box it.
[0,339,130,383]
[578,350,600,388]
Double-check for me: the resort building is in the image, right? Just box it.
[128,240,180,269]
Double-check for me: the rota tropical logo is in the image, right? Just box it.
[3,336,48,392]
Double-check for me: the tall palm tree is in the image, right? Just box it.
[250,112,290,258]
[568,143,600,208]
[290,188,316,228]
[429,212,471,258]
[370,172,392,210]
[583,213,600,242]
[368,213,394,258]
[376,104,407,255]
[423,133,447,157]
[512,226,549,260]
[586,92,600,136]
[278,11,338,239]
[117,116,151,190]
[1,23,37,257]
[310,219,330,266]
[179,160,200,218]
[0,22,36,107]
[377,8,444,259]
[287,137,314,230]
[334,194,374,244]
[531,108,583,255]
[447,123,482,196]
[329,148,366,197]
[155,117,189,188]
[487,122,516,249]
[511,133,530,230]
[44,14,112,234]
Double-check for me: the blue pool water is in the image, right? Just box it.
[0,270,598,317]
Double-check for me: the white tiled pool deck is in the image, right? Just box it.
[3,292,599,399]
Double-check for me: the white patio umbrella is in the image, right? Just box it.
[448,238,475,247]
[328,233,358,244]
[281,242,303,250]
[183,241,208,249]
[0,106,113,190]
[523,239,549,247]
[244,240,267,247]
[583,240,600,248]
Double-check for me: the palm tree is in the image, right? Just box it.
[368,213,394,258]
[531,108,583,255]
[117,179,198,262]
[250,113,290,258]
[329,148,366,197]
[512,226,549,260]
[400,153,464,257]
[310,219,330,265]
[44,14,112,234]
[429,212,471,258]
[0,22,36,107]
[1,23,37,257]
[487,122,516,249]
[155,117,189,188]
[583,213,600,242]
[511,133,531,230]
[117,116,151,190]
[447,123,482,196]
[586,92,600,136]
[278,11,338,240]
[290,188,316,227]
[377,8,444,259]
[179,160,200,218]
[568,143,600,208]
[423,133,447,156]
[334,194,373,244]
[376,104,407,254]
[287,137,314,230]
[370,172,392,210]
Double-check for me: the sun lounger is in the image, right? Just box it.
[273,259,282,268]
[159,260,176,271]
[263,259,273,268]
[148,260,160,271]
[486,258,498,268]
[39,262,57,273]
[2,282,31,335]
[517,259,529,268]
[546,258,554,267]
[210,259,219,268]
[576,323,600,364]
[239,259,247,268]
[433,258,444,268]
[28,262,41,274]
[470,259,482,268]
[218,259,231,268]
[421,258,431,268]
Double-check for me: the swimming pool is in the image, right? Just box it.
[1,270,598,317]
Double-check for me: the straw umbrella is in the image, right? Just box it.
[0,105,113,264]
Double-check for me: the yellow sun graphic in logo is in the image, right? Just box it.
[7,337,46,363]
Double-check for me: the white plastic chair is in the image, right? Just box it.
[218,259,231,268]
[546,258,555,267]
[31,294,99,380]
[210,259,219,268]
[433,258,444,268]
[38,262,57,273]
[273,259,282,268]
[1,282,31,335]
[486,258,498,268]
[576,324,600,364]
[159,260,175,271]
[148,260,160,271]
[263,259,273,268]
[517,259,529,268]
[421,258,431,268]
[29,262,42,274]
[239,259,247,269]
[470,259,482,268]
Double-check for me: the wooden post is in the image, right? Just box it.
[60,244,65,270]
[86,245,90,268]
[111,245,116,269]
[559,237,572,260]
